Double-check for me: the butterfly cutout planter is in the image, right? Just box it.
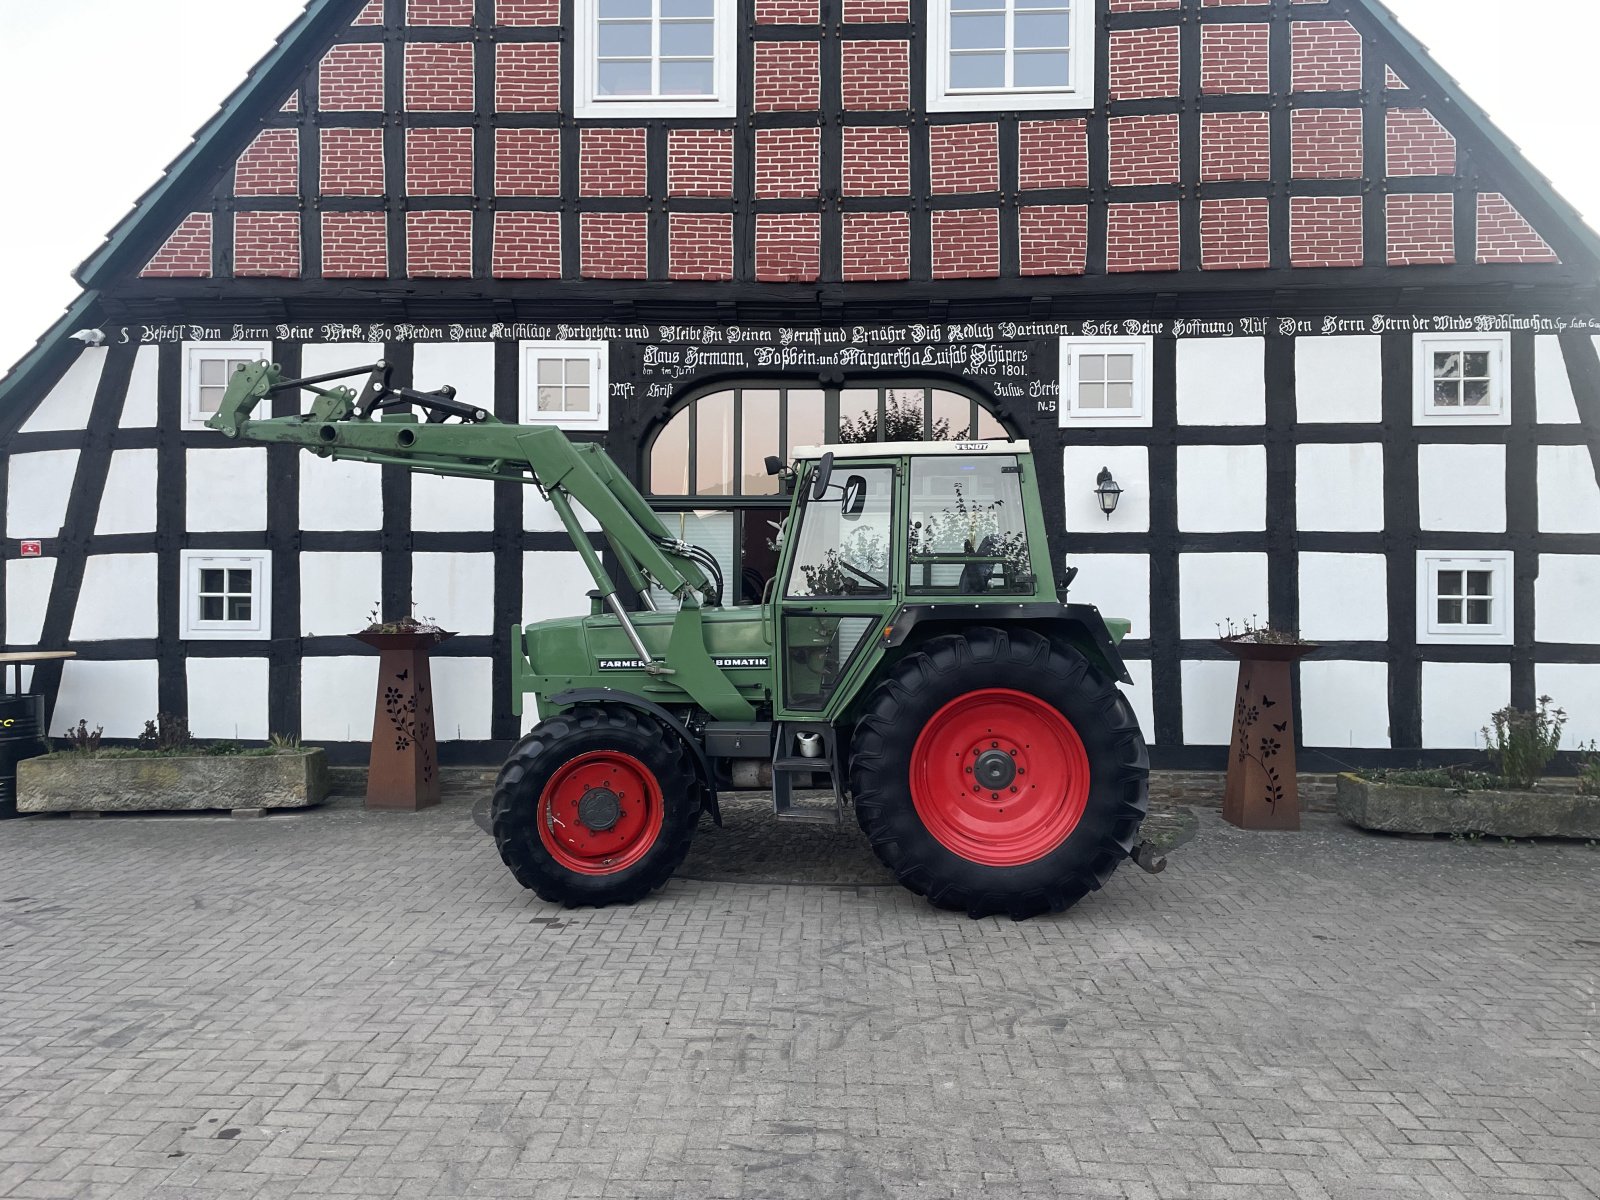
[352,629,455,811]
[1216,637,1319,831]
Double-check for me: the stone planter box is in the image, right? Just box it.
[1336,773,1600,839]
[17,749,330,815]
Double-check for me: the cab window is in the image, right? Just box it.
[906,456,1033,595]
[784,465,894,599]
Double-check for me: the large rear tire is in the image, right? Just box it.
[850,627,1148,919]
[491,705,701,907]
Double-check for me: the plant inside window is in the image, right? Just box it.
[949,0,1074,93]
[597,0,716,99]
[1431,349,1494,409]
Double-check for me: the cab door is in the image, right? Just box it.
[774,461,898,722]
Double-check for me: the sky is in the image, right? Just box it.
[1,0,1597,375]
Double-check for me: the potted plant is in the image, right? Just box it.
[18,714,329,816]
[1337,697,1600,838]
[1215,618,1318,831]
[352,609,455,812]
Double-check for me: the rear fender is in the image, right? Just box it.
[880,603,1133,685]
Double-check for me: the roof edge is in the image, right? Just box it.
[0,291,103,432]
[74,0,365,288]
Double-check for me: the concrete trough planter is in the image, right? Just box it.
[17,749,330,816]
[1336,773,1600,839]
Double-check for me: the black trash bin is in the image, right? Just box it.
[0,694,49,819]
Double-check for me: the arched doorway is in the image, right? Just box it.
[645,381,1012,605]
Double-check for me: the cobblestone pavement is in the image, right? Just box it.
[0,794,1596,1200]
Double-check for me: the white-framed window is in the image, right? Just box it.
[1058,336,1153,428]
[1417,551,1512,645]
[180,550,272,641]
[183,342,271,431]
[928,0,1095,113]
[1413,333,1511,426]
[520,341,609,428]
[574,0,737,119]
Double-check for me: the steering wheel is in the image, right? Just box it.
[839,560,887,591]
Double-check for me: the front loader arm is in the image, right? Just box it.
[208,359,715,607]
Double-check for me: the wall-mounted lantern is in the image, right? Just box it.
[1094,467,1123,520]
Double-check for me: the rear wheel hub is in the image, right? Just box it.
[577,787,622,832]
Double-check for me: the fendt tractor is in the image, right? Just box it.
[211,360,1163,919]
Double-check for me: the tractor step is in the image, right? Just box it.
[771,721,847,828]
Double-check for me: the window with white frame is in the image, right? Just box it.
[1059,336,1153,427]
[928,0,1095,113]
[184,342,271,430]
[1417,551,1512,645]
[520,341,609,428]
[574,0,736,119]
[180,550,271,641]
[1413,333,1511,425]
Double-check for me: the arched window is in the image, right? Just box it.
[644,381,1010,605]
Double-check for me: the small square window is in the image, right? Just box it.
[1418,551,1512,645]
[930,0,1094,113]
[1059,336,1152,427]
[180,550,271,641]
[520,341,609,428]
[184,342,271,430]
[575,0,736,118]
[1413,333,1510,425]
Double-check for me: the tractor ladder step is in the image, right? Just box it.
[771,721,847,828]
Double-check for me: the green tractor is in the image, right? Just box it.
[211,360,1159,918]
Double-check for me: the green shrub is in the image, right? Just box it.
[1365,767,1504,793]
[1578,741,1600,798]
[1481,696,1567,790]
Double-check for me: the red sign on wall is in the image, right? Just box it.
[19,541,42,558]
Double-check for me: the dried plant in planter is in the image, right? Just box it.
[363,601,448,637]
[1481,696,1567,790]
[63,719,102,754]
[138,713,191,752]
[1216,616,1313,646]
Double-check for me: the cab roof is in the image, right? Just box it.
[792,439,1029,460]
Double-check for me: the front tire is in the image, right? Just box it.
[491,705,701,907]
[850,628,1148,919]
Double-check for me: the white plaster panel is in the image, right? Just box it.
[413,342,496,412]
[429,656,494,741]
[186,447,268,532]
[70,554,159,641]
[1300,660,1390,749]
[522,551,597,624]
[412,473,495,532]
[1181,659,1239,746]
[49,659,160,739]
[186,658,270,741]
[1062,446,1149,533]
[19,348,106,433]
[1295,444,1385,532]
[1177,445,1266,532]
[1421,661,1509,750]
[411,552,496,635]
[5,557,57,645]
[1297,553,1389,642]
[1536,664,1600,749]
[1065,553,1149,641]
[94,449,158,535]
[1417,444,1506,532]
[1537,446,1600,533]
[1176,337,1265,426]
[301,656,379,742]
[1534,336,1580,424]
[301,342,386,380]
[1296,336,1383,424]
[1178,553,1269,640]
[525,490,601,533]
[300,454,383,530]
[120,346,160,428]
[300,553,383,637]
[7,449,80,539]
[1121,658,1155,746]
[1536,555,1600,644]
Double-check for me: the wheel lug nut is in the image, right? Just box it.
[990,793,999,800]
[1010,787,1018,794]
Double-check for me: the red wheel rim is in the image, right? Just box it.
[536,751,664,876]
[909,688,1091,867]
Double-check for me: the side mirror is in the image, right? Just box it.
[810,452,834,501]
[841,474,868,519]
[764,455,784,476]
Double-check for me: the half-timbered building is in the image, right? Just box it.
[2,0,1598,768]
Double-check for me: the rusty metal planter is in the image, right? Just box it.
[1217,639,1318,832]
[354,630,454,812]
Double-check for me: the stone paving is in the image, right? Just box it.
[0,791,1596,1200]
